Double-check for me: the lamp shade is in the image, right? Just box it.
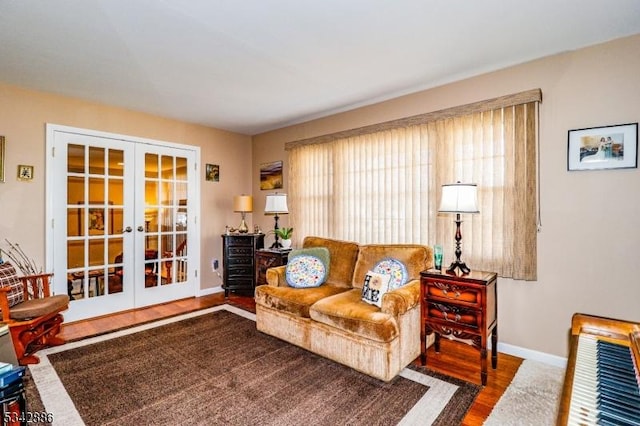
[233,195,253,212]
[264,193,288,214]
[438,183,479,213]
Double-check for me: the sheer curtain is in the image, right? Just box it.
[287,92,539,280]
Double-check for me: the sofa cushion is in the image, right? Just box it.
[310,289,399,343]
[303,236,359,288]
[361,271,391,308]
[0,263,25,307]
[285,247,330,288]
[352,244,432,289]
[255,284,350,318]
[373,258,408,290]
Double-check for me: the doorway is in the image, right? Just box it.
[46,125,200,322]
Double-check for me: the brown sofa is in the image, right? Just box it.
[254,236,434,381]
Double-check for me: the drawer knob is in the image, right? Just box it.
[441,288,461,298]
[443,311,461,322]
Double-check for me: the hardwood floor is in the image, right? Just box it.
[59,293,522,425]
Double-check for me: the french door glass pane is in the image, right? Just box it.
[67,144,84,173]
[108,150,123,177]
[67,146,125,300]
[143,153,188,287]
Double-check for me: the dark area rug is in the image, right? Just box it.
[36,309,479,425]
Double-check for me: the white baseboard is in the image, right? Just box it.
[497,342,567,368]
[197,285,224,297]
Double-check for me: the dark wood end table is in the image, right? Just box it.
[420,269,498,385]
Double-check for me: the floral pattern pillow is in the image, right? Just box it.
[373,258,408,290]
[286,255,327,288]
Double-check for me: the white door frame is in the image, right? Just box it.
[45,124,201,319]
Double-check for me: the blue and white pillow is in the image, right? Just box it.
[285,248,330,288]
[373,258,408,290]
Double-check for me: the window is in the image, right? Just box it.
[287,90,540,280]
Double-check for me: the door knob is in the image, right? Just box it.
[124,226,133,233]
[137,226,145,232]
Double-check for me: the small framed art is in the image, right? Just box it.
[260,160,283,190]
[205,164,219,182]
[17,165,34,181]
[568,122,638,171]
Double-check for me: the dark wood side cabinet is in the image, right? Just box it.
[420,269,498,385]
[221,234,265,297]
[255,249,290,287]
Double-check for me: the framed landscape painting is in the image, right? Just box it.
[260,160,283,190]
[568,122,638,171]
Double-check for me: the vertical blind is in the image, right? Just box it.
[287,91,539,280]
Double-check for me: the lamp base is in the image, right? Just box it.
[446,259,471,275]
[237,215,249,233]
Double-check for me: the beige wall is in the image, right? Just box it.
[0,82,252,291]
[252,34,640,358]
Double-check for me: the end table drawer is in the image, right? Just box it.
[229,247,255,257]
[227,256,254,266]
[228,265,253,277]
[427,281,481,306]
[226,236,254,246]
[427,302,480,330]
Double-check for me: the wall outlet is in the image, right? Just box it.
[212,258,219,271]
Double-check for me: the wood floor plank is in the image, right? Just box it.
[59,293,520,424]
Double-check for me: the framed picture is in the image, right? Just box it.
[205,164,219,182]
[260,160,283,190]
[17,165,34,181]
[568,123,638,171]
[0,136,5,183]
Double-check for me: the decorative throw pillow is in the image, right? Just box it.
[0,263,24,307]
[361,271,391,308]
[289,247,330,275]
[373,258,408,290]
[285,247,330,288]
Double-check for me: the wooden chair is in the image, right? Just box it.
[0,264,69,365]
[164,238,187,284]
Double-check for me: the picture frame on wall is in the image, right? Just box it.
[260,160,283,190]
[17,164,34,181]
[205,164,219,182]
[567,122,638,171]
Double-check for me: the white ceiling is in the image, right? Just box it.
[1,1,640,135]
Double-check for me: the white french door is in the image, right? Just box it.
[133,143,195,307]
[47,125,199,322]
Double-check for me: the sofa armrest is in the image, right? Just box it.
[265,265,288,287]
[381,279,420,317]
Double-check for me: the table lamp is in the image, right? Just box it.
[264,193,288,248]
[233,195,253,233]
[438,182,479,275]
